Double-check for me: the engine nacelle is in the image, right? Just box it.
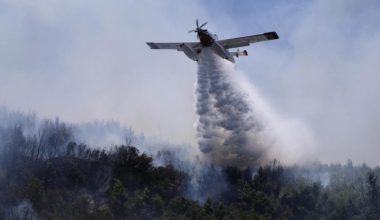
[180,43,198,61]
[211,42,234,63]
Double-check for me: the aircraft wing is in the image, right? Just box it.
[217,32,279,49]
[146,42,201,51]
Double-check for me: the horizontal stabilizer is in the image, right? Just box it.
[231,50,248,58]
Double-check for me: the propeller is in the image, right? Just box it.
[188,19,207,33]
[200,21,207,28]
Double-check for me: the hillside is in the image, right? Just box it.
[1,120,380,219]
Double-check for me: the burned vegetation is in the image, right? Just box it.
[0,118,380,219]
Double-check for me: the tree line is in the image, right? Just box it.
[0,119,379,219]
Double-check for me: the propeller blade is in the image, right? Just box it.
[200,22,207,28]
[188,29,199,33]
[196,19,199,28]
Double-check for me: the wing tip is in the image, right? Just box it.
[264,32,279,40]
[146,42,159,49]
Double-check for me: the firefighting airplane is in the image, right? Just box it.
[146,19,279,63]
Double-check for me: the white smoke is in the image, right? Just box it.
[195,49,315,167]
[5,200,39,220]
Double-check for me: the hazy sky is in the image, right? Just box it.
[1,0,380,165]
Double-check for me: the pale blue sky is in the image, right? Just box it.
[1,0,380,164]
